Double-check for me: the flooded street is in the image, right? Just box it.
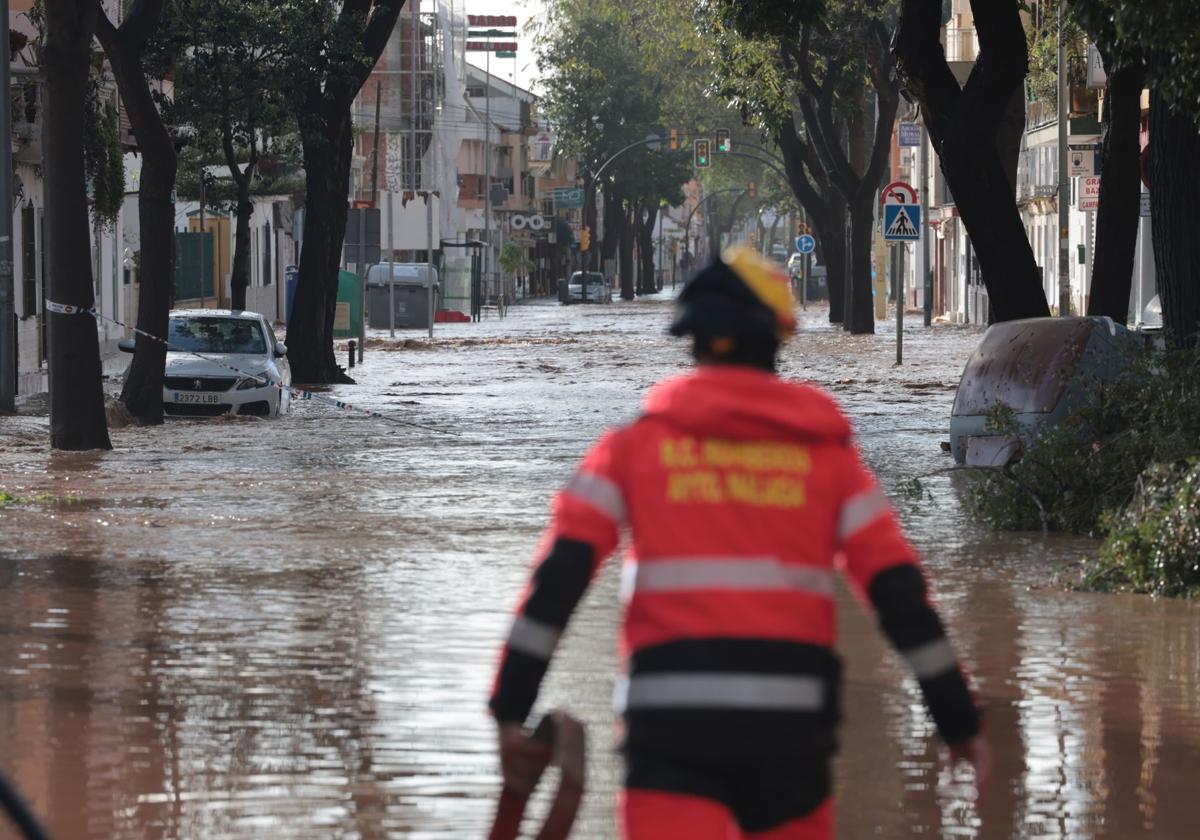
[1,297,1197,839]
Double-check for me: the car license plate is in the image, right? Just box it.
[173,392,220,404]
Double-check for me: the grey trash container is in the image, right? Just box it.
[367,264,440,329]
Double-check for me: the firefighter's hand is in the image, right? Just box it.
[497,722,552,797]
[947,734,991,799]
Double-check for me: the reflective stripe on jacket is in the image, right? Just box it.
[491,366,979,759]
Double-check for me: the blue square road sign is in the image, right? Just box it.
[883,204,921,242]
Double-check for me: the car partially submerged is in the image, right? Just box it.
[566,271,613,303]
[121,309,292,418]
[949,316,1134,467]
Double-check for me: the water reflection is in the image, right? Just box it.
[0,301,1198,838]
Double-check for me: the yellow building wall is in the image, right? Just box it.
[187,216,232,307]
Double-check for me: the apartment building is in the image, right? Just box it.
[7,0,130,398]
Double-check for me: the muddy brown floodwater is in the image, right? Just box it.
[1,298,1197,840]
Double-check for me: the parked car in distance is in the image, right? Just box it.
[786,253,804,277]
[567,271,613,303]
[120,309,291,418]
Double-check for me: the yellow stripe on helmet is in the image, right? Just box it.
[722,245,797,336]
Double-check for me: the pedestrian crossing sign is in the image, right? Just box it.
[883,204,921,242]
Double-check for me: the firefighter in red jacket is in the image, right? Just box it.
[491,246,988,839]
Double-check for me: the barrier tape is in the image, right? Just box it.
[46,301,460,435]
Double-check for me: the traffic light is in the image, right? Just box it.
[669,128,679,151]
[747,180,757,198]
[694,139,711,168]
[580,225,591,252]
[716,128,731,154]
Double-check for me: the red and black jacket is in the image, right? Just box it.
[491,366,980,760]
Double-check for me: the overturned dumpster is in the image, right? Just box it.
[950,317,1135,467]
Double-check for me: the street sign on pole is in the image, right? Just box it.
[898,122,921,147]
[883,206,921,241]
[553,187,585,209]
[881,181,921,242]
[1069,144,1098,177]
[796,234,816,254]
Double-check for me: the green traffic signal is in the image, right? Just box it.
[716,128,731,154]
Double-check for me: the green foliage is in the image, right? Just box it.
[1083,460,1200,597]
[1072,0,1200,125]
[82,90,125,229]
[152,0,297,199]
[0,490,83,508]
[1025,0,1087,110]
[969,346,1200,541]
[499,243,533,275]
[29,1,124,226]
[534,0,695,206]
[703,0,827,41]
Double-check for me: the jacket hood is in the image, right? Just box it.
[642,366,852,442]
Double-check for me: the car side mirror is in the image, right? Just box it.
[274,341,287,358]
[118,338,136,353]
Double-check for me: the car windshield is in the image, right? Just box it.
[571,274,604,285]
[168,317,267,354]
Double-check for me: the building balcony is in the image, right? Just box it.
[944,28,978,63]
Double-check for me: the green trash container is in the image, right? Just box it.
[334,269,362,339]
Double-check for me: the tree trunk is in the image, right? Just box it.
[637,204,657,295]
[1148,84,1200,347]
[1088,57,1146,324]
[44,0,110,450]
[618,206,635,301]
[814,198,847,321]
[286,0,404,384]
[289,109,355,384]
[846,195,877,334]
[776,119,847,322]
[601,181,623,266]
[230,181,254,311]
[96,0,175,426]
[997,88,1026,194]
[790,23,896,333]
[224,129,258,313]
[895,0,1051,323]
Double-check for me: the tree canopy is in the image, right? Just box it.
[1072,0,1200,125]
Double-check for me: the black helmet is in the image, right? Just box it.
[670,245,797,341]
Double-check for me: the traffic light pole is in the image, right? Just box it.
[592,136,671,182]
[719,151,789,185]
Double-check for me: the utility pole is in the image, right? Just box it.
[0,0,15,410]
[199,174,207,309]
[370,79,382,202]
[920,123,932,327]
[896,244,904,365]
[484,45,492,306]
[410,1,418,196]
[1057,0,1071,317]
[387,190,395,337]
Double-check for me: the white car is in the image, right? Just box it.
[567,271,613,303]
[121,309,292,417]
[787,253,805,277]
